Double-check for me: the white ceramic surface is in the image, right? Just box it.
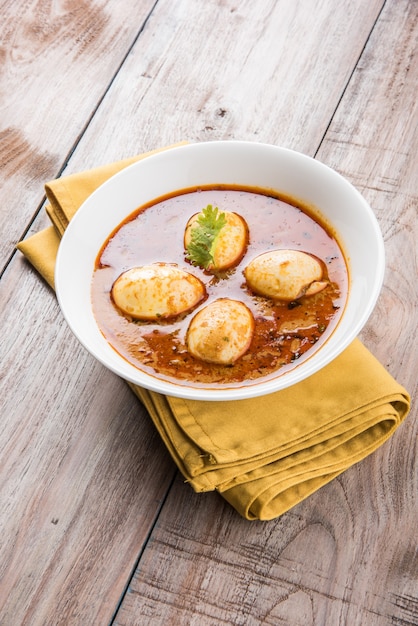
[55,141,385,401]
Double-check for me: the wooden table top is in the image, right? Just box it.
[1,1,417,624]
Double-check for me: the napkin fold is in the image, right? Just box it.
[17,146,410,520]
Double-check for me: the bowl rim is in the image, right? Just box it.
[55,140,385,401]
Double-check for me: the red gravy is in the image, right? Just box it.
[92,186,348,389]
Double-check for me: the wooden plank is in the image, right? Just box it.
[114,0,418,624]
[316,0,418,389]
[0,259,177,625]
[46,0,384,173]
[5,0,412,624]
[0,0,157,269]
[114,472,418,625]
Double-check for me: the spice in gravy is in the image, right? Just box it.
[91,186,348,389]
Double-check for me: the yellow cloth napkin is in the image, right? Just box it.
[17,147,410,520]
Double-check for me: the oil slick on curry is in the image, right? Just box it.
[91,186,348,388]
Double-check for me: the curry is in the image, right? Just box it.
[91,186,348,389]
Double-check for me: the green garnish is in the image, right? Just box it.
[185,204,227,269]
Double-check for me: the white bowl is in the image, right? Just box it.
[55,141,385,401]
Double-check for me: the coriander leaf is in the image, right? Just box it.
[185,205,227,269]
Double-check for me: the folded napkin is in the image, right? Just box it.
[17,147,410,520]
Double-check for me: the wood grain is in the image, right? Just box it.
[317,0,418,389]
[1,0,417,624]
[114,0,418,624]
[115,472,418,625]
[0,0,157,269]
[0,259,177,624]
[47,0,384,171]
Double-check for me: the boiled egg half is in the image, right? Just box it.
[184,207,248,271]
[244,249,327,301]
[112,264,206,320]
[186,298,254,365]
